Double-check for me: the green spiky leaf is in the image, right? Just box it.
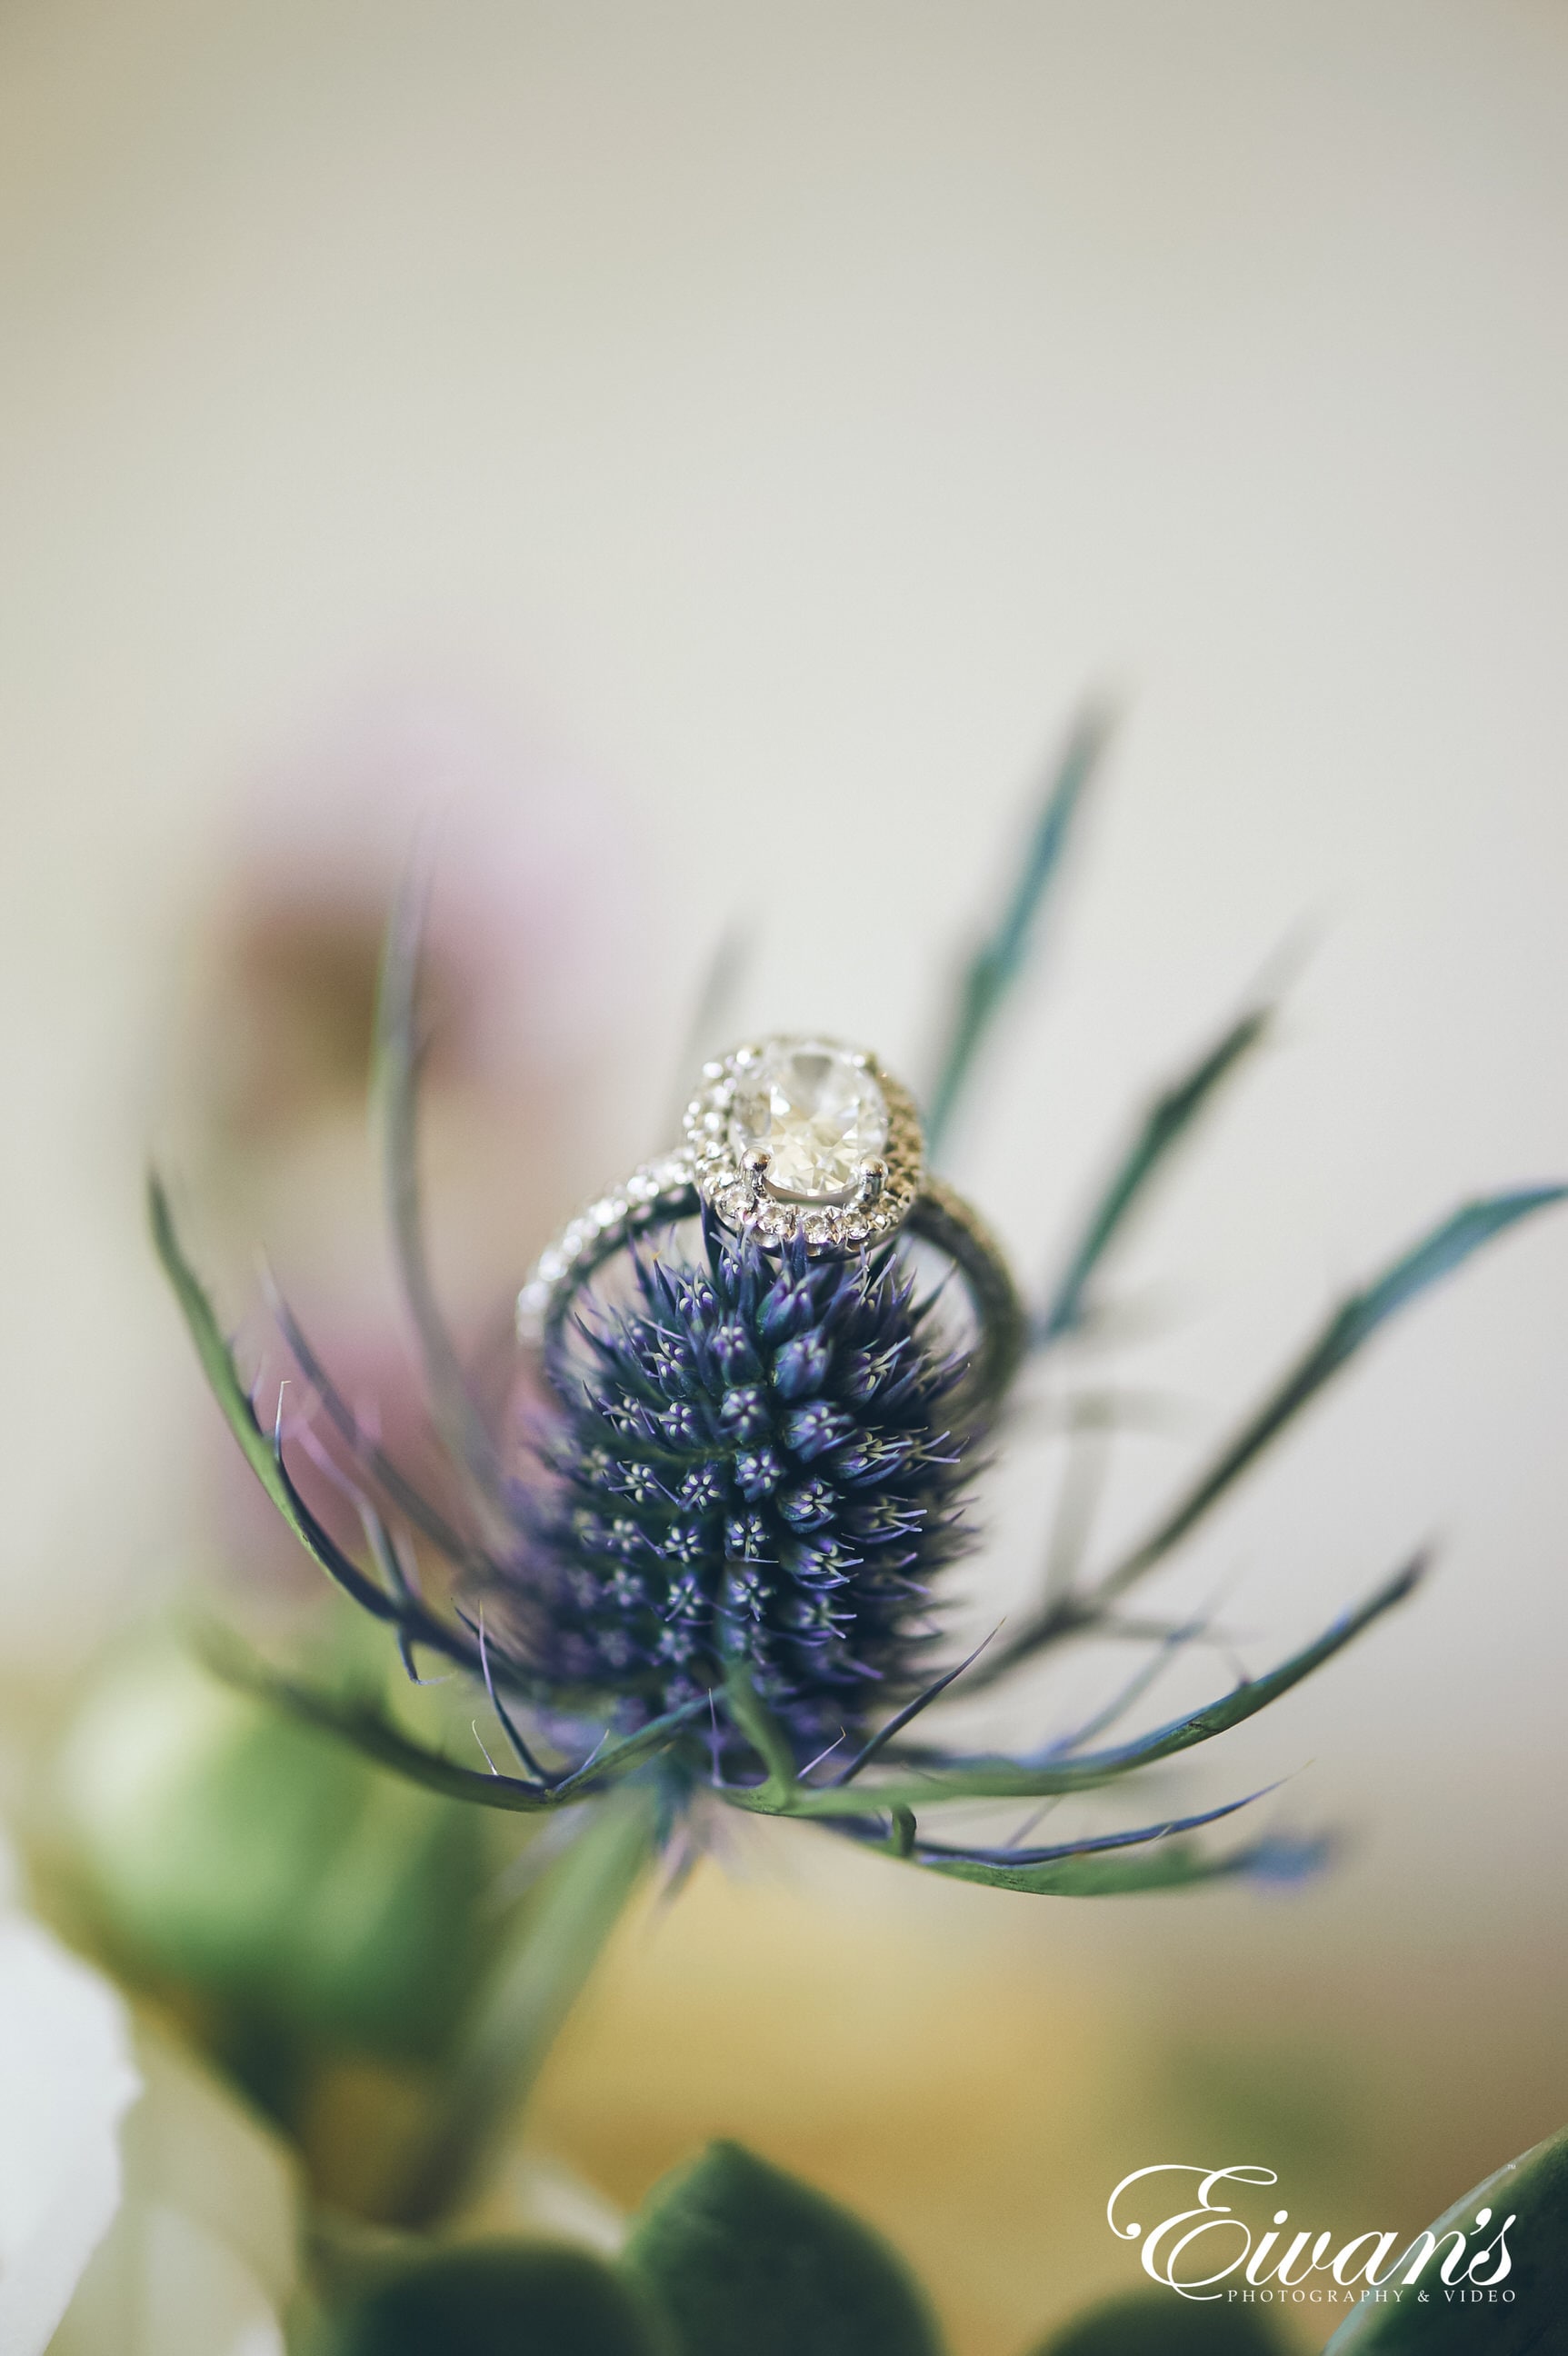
[983,1184,1566,1680]
[197,1628,703,1814]
[151,1176,478,1672]
[1037,1002,1272,1344]
[1101,1189,1567,1602]
[724,1559,1419,1818]
[150,1176,387,1612]
[374,873,507,1505]
[926,705,1112,1155]
[911,1832,1303,1898]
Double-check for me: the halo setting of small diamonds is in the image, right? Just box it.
[684,1035,924,1251]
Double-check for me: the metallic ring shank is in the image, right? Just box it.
[905,1174,1025,1416]
[524,1172,1023,1423]
[534,1183,701,1366]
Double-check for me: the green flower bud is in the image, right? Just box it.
[52,1638,492,2068]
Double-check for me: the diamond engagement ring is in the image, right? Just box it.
[517,1035,1025,1411]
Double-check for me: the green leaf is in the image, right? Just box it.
[1037,1002,1272,1345]
[317,2241,673,2356]
[623,2141,945,2356]
[1028,2285,1288,2353]
[925,704,1113,1156]
[1323,2122,1568,2351]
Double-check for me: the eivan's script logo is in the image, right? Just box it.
[1107,2166,1517,2310]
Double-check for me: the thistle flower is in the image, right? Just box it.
[517,1209,975,1768]
[154,714,1565,1908]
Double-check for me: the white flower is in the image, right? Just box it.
[0,1835,300,2356]
[0,1908,138,2355]
[49,2024,300,2356]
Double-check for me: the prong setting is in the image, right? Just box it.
[684,1036,924,1253]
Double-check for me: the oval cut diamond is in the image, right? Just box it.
[732,1039,889,1201]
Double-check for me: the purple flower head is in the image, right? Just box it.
[506,1207,975,1766]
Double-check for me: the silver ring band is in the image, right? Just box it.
[516,1162,1023,1413]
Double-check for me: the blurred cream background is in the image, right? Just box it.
[4,5,1568,2349]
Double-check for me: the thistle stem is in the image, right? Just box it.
[388,1780,657,2230]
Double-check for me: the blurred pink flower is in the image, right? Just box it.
[189,682,651,1145]
[178,680,660,1610]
